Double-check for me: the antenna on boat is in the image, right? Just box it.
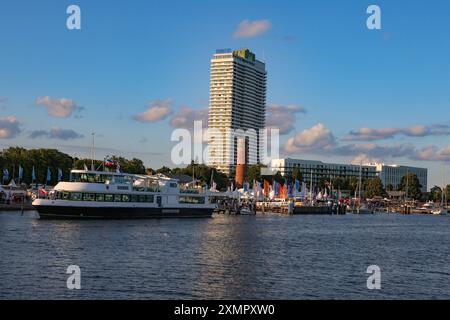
[91,132,95,171]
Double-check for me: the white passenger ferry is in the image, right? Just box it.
[32,169,217,219]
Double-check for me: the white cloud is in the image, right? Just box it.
[29,127,84,140]
[342,124,450,141]
[0,116,21,139]
[333,143,416,159]
[133,99,173,122]
[413,145,450,162]
[169,107,210,144]
[234,19,271,38]
[350,154,382,165]
[266,104,306,134]
[169,106,209,129]
[284,122,450,164]
[35,96,83,118]
[284,123,336,154]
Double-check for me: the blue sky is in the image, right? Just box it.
[0,0,449,189]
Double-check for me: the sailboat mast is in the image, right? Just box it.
[442,165,445,208]
[405,170,409,201]
[358,163,362,205]
[91,132,95,171]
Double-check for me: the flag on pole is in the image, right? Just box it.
[32,166,36,182]
[39,187,47,198]
[274,181,279,196]
[264,180,270,197]
[288,182,293,197]
[46,167,51,183]
[18,165,24,182]
[3,169,9,183]
[295,179,300,191]
[104,159,114,167]
[258,182,262,198]
[57,168,63,182]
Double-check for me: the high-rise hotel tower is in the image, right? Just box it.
[207,48,267,175]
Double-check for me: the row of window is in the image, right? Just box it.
[179,196,205,204]
[55,192,155,203]
[54,192,206,204]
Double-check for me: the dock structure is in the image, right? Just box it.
[213,195,347,215]
[256,201,347,215]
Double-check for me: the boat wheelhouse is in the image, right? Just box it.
[32,169,217,219]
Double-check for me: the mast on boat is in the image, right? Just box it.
[91,132,95,171]
[309,168,313,204]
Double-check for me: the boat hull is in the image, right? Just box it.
[34,205,214,219]
[293,206,334,215]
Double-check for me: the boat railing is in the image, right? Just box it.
[132,186,160,193]
[180,189,200,194]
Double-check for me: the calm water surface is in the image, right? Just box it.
[1,211,449,299]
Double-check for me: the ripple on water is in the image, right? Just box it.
[0,211,450,299]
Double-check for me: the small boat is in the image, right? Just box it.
[356,206,374,214]
[348,204,374,214]
[418,201,436,214]
[432,167,449,216]
[431,208,448,215]
[348,163,373,214]
[238,201,256,215]
[239,207,256,215]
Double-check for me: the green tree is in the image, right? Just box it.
[430,185,442,202]
[317,177,329,189]
[385,183,395,192]
[331,177,346,190]
[156,166,172,174]
[364,177,386,198]
[246,164,266,183]
[398,172,422,199]
[74,159,103,171]
[290,167,303,182]
[348,176,359,195]
[273,171,285,185]
[170,164,229,191]
[0,147,73,185]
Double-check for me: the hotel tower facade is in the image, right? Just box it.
[207,48,267,175]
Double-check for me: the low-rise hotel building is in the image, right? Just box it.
[270,158,377,185]
[368,163,428,192]
[270,158,428,192]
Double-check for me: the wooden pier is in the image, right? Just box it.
[216,199,347,215]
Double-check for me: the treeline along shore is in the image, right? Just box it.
[1,146,449,201]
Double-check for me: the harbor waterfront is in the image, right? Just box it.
[1,210,450,299]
